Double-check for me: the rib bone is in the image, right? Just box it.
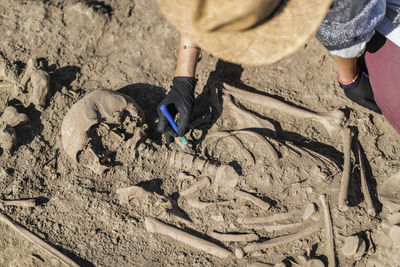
[235,225,317,258]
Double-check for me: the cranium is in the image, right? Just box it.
[61,89,146,173]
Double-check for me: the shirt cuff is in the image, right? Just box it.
[329,41,368,58]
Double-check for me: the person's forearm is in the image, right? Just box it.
[174,34,200,77]
[335,56,359,83]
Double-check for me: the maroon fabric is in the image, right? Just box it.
[365,38,400,134]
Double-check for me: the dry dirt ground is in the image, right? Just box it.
[0,0,400,266]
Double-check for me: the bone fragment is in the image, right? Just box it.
[0,125,16,152]
[234,190,270,210]
[20,59,51,107]
[223,83,345,134]
[243,222,303,232]
[186,197,213,209]
[357,141,376,216]
[144,217,233,258]
[235,225,317,258]
[238,210,297,224]
[214,165,239,191]
[232,130,279,162]
[386,213,400,226]
[179,176,211,197]
[116,185,155,204]
[0,212,79,267]
[247,263,274,267]
[222,94,275,131]
[319,194,336,267]
[203,131,255,164]
[0,106,29,128]
[0,199,36,208]
[302,203,320,222]
[354,239,366,260]
[341,235,360,257]
[338,127,353,211]
[209,231,259,242]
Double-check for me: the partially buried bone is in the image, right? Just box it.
[222,94,275,132]
[357,140,376,216]
[61,90,146,171]
[223,83,345,134]
[378,171,400,213]
[209,231,259,242]
[0,107,29,153]
[145,217,233,258]
[234,224,318,258]
[0,106,29,128]
[0,198,36,209]
[338,127,353,211]
[319,194,336,267]
[234,190,270,210]
[20,59,50,107]
[231,130,279,163]
[341,235,366,259]
[179,176,211,197]
[213,165,271,210]
[0,212,79,267]
[202,131,255,164]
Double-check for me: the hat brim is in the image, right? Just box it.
[157,0,332,65]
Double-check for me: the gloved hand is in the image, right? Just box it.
[339,71,382,114]
[157,77,197,144]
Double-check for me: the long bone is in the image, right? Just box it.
[222,94,275,131]
[357,141,376,216]
[234,224,318,258]
[209,231,259,242]
[0,212,79,267]
[319,194,336,267]
[144,217,233,258]
[338,127,353,211]
[223,83,345,134]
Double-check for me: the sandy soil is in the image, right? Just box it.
[0,0,399,266]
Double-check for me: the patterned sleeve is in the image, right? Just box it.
[316,0,386,57]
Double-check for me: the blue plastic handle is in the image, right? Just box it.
[160,105,188,145]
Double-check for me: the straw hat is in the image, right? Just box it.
[157,0,332,65]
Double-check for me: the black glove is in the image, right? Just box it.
[157,77,197,144]
[339,71,382,114]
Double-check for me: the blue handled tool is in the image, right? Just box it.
[160,105,188,145]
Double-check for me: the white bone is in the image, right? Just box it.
[357,141,376,216]
[0,212,79,267]
[144,217,233,258]
[223,83,345,134]
[319,194,336,267]
[338,127,353,211]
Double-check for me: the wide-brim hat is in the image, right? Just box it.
[157,0,332,65]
